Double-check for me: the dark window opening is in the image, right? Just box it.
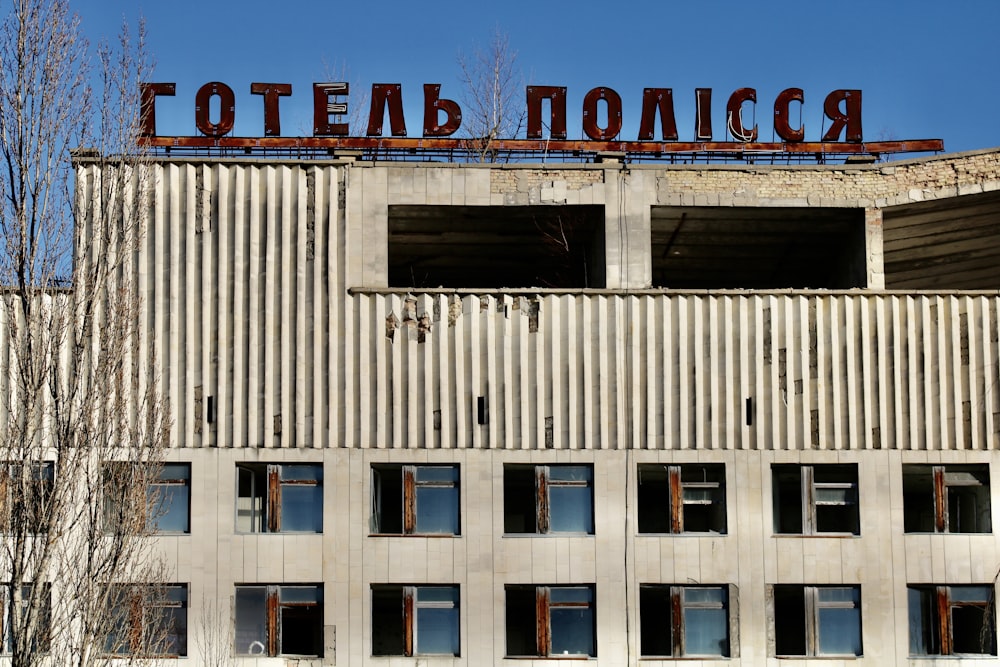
[2,583,50,655]
[504,464,593,535]
[370,464,460,535]
[903,464,991,533]
[909,585,996,656]
[234,585,322,657]
[505,585,595,658]
[773,464,858,535]
[651,206,866,289]
[1,462,54,534]
[640,585,730,657]
[371,585,459,656]
[388,205,606,289]
[772,585,862,656]
[637,464,726,534]
[236,463,322,533]
[105,584,187,657]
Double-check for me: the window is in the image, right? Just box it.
[234,584,322,657]
[772,464,859,535]
[909,585,996,656]
[236,464,322,533]
[903,465,992,533]
[637,464,726,534]
[639,585,730,657]
[370,464,459,535]
[104,462,190,534]
[0,462,53,533]
[504,465,593,534]
[371,585,459,656]
[771,585,862,657]
[105,584,187,657]
[1,584,50,654]
[505,585,595,658]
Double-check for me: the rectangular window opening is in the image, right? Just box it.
[1,462,54,534]
[909,584,996,656]
[1,583,50,655]
[639,584,730,657]
[772,584,862,657]
[903,464,991,533]
[772,464,859,535]
[370,464,460,535]
[105,584,187,657]
[505,585,595,658]
[503,464,593,535]
[637,464,726,534]
[236,463,322,533]
[234,584,322,657]
[371,585,459,656]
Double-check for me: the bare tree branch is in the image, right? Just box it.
[457,27,525,162]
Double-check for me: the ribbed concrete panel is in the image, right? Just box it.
[356,293,1000,451]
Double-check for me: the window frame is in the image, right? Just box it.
[234,584,323,658]
[908,584,997,656]
[772,464,859,535]
[0,462,54,534]
[504,584,596,658]
[370,584,460,656]
[236,463,323,533]
[370,464,460,536]
[639,584,731,657]
[0,583,50,655]
[902,464,992,534]
[503,464,594,535]
[771,584,863,657]
[637,463,727,534]
[104,584,188,657]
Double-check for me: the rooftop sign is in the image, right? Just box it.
[138,82,944,159]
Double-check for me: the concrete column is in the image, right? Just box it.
[865,207,885,289]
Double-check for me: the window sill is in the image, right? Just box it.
[368,533,461,538]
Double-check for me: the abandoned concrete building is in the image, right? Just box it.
[85,144,1000,665]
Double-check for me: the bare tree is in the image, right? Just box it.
[195,595,236,667]
[317,58,370,137]
[457,28,525,161]
[0,1,170,666]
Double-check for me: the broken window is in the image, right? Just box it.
[371,585,460,656]
[505,585,595,658]
[909,585,996,656]
[105,584,187,656]
[639,585,730,657]
[236,464,322,533]
[0,462,53,534]
[234,585,322,657]
[1,584,50,654]
[103,462,190,534]
[370,464,460,535]
[772,464,859,535]
[504,464,593,535]
[772,585,862,657]
[637,464,726,534]
[903,465,992,533]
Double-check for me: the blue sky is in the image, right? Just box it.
[74,0,1000,153]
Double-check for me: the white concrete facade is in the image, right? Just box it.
[75,148,1000,665]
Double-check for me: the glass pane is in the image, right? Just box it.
[682,486,715,504]
[817,587,860,604]
[415,486,459,534]
[416,587,459,604]
[160,464,190,481]
[416,606,459,655]
[415,466,458,483]
[150,484,190,533]
[550,607,594,656]
[234,588,267,655]
[550,587,593,604]
[949,586,991,603]
[280,485,322,532]
[684,587,725,605]
[908,587,937,655]
[818,607,862,655]
[815,486,852,504]
[549,486,593,533]
[280,465,322,482]
[161,604,188,655]
[279,586,321,604]
[684,607,728,656]
[548,466,591,482]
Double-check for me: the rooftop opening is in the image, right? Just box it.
[883,190,1000,289]
[651,206,866,289]
[388,205,605,289]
